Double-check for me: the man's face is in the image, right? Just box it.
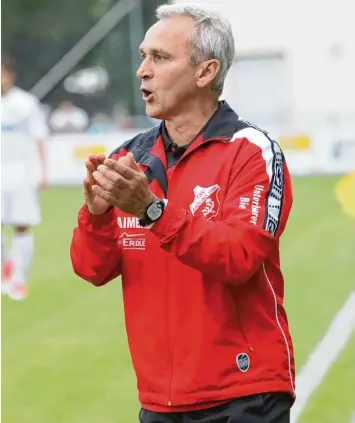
[137,16,200,120]
[1,66,15,95]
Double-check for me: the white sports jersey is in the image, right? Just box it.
[1,86,48,188]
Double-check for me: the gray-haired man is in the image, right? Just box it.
[71,4,295,422]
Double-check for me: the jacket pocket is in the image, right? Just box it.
[236,306,254,352]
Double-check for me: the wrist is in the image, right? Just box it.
[137,194,158,220]
[139,197,166,227]
[87,204,113,216]
[82,204,116,226]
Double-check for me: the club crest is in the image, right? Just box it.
[236,353,250,372]
[189,184,221,220]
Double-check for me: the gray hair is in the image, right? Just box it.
[156,3,235,96]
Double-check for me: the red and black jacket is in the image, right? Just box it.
[70,101,295,412]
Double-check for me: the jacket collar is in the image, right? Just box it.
[130,101,246,195]
[203,100,241,141]
[138,100,242,160]
[158,100,241,148]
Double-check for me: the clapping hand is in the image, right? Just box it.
[84,153,111,215]
[92,152,157,218]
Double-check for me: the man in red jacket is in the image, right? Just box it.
[71,3,295,422]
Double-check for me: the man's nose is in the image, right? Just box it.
[136,59,153,80]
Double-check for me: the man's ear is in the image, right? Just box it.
[196,60,220,89]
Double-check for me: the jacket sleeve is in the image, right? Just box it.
[150,134,293,284]
[70,205,122,286]
[69,145,130,286]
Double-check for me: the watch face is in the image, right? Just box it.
[147,201,163,221]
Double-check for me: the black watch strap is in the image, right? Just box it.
[139,199,165,227]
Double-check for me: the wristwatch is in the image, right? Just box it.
[139,198,166,227]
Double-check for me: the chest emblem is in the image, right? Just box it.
[190,184,221,220]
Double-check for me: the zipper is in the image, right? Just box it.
[162,138,229,406]
[165,253,173,406]
[236,308,254,352]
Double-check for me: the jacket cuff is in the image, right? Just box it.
[150,202,188,245]
[79,204,116,227]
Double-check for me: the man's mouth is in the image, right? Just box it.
[141,89,153,101]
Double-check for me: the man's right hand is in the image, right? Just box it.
[84,153,111,215]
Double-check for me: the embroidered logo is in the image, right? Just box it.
[190,184,221,220]
[236,353,250,372]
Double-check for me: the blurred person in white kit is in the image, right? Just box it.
[49,100,89,134]
[1,54,49,300]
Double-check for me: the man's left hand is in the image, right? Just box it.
[92,153,157,218]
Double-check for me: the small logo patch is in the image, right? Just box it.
[189,184,221,220]
[236,353,250,372]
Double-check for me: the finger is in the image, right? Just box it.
[130,157,141,172]
[87,154,107,170]
[93,170,129,192]
[103,159,137,180]
[92,170,114,192]
[122,153,141,172]
[97,153,106,164]
[83,176,93,197]
[86,166,96,186]
[84,176,92,189]
[83,175,90,186]
[95,166,131,188]
[87,154,100,169]
[85,159,96,174]
[117,155,128,163]
[92,184,112,203]
[124,152,134,167]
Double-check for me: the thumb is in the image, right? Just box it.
[83,175,94,202]
[125,152,141,171]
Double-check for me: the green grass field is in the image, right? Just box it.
[2,176,355,423]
